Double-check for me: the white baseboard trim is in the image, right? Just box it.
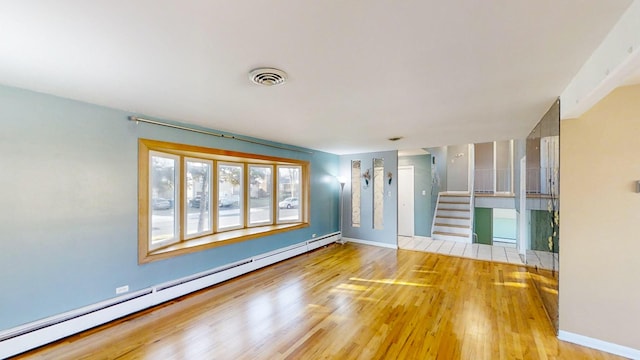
[558,330,640,359]
[0,232,341,359]
[342,237,398,249]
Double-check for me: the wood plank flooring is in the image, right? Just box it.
[15,243,624,360]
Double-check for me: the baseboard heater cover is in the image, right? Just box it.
[0,232,340,359]
[155,258,253,292]
[0,289,153,342]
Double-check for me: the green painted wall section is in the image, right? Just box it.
[530,210,559,253]
[474,207,493,245]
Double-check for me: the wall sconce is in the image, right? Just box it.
[387,171,393,185]
[362,169,371,186]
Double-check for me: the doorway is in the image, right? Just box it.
[492,208,516,247]
[473,207,517,248]
[398,166,414,237]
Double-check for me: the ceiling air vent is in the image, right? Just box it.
[249,68,288,86]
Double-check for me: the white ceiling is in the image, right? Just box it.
[0,1,633,154]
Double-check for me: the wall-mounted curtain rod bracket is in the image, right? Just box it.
[128,116,312,154]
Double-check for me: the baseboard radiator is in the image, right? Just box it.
[0,232,341,359]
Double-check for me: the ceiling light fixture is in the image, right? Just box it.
[249,67,288,86]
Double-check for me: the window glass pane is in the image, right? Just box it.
[186,159,213,237]
[249,165,273,226]
[218,163,243,230]
[150,152,179,248]
[278,166,301,222]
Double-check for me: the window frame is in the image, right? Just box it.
[276,165,303,224]
[184,157,214,240]
[138,139,310,263]
[216,161,245,232]
[247,164,274,227]
[148,151,181,251]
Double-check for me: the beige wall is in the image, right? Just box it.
[560,84,640,349]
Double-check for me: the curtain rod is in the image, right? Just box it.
[128,116,313,154]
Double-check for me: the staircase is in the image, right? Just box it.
[431,193,473,243]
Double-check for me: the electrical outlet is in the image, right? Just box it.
[312,233,316,238]
[115,285,129,294]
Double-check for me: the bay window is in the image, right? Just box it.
[138,139,309,263]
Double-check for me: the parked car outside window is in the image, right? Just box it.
[279,197,298,209]
[219,195,240,208]
[189,196,209,209]
[152,198,172,210]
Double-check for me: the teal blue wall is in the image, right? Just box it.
[427,146,447,193]
[398,155,432,236]
[339,152,398,246]
[0,85,339,331]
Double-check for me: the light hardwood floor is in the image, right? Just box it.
[16,243,624,360]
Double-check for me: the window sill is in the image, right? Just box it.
[141,223,308,263]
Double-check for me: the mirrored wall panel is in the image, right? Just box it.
[526,99,559,268]
[525,98,560,331]
[373,158,384,229]
[351,160,361,227]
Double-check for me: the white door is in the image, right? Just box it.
[398,166,414,237]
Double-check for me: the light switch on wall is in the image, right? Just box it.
[422,190,426,195]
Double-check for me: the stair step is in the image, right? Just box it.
[434,216,470,227]
[437,210,471,218]
[440,201,470,204]
[440,198,471,203]
[436,215,469,220]
[433,231,469,238]
[434,223,469,229]
[439,208,470,212]
[433,227,471,236]
[440,195,471,202]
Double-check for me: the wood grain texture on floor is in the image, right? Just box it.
[16,243,623,360]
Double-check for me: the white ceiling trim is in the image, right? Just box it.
[561,0,640,119]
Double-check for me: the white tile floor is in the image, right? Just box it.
[397,236,559,271]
